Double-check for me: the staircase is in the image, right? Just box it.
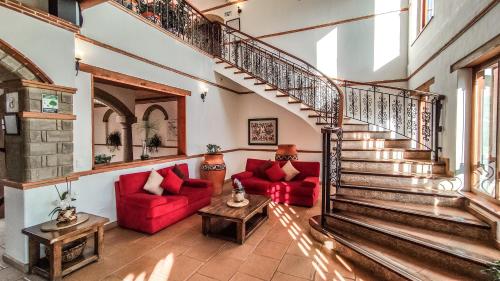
[111,1,499,279]
[311,118,500,281]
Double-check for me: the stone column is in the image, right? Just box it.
[118,116,136,162]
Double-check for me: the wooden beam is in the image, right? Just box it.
[79,63,191,97]
[80,0,109,10]
[18,112,76,120]
[177,96,187,156]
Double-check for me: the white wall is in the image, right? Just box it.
[0,5,75,87]
[193,0,409,82]
[407,1,500,173]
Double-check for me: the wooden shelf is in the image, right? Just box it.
[18,112,76,120]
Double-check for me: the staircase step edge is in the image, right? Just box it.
[339,184,462,198]
[309,216,427,281]
[332,196,490,228]
[341,158,445,165]
[341,169,448,179]
[327,212,495,267]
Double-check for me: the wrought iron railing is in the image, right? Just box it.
[337,80,444,160]
[114,0,344,127]
[321,127,342,226]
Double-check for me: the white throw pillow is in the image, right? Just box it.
[143,169,164,195]
[282,160,300,181]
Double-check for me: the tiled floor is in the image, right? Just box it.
[0,184,374,281]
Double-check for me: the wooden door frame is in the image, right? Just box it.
[470,55,500,203]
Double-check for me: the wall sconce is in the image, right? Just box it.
[237,6,242,14]
[75,57,81,76]
[201,91,207,102]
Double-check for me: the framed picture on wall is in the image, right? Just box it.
[248,118,278,145]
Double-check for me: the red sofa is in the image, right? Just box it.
[115,163,212,234]
[231,158,320,207]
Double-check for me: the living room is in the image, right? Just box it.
[0,0,499,280]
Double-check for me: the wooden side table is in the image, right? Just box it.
[22,213,109,281]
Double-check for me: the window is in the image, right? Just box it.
[419,0,434,32]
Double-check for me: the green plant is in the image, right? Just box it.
[106,131,122,152]
[483,261,500,280]
[147,134,163,153]
[48,180,76,218]
[206,144,221,154]
[94,154,114,165]
[139,120,159,139]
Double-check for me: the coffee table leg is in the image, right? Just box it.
[236,221,246,244]
[202,216,211,235]
[28,238,39,274]
[49,241,62,281]
[95,226,104,259]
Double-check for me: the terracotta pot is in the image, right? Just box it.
[275,144,298,161]
[200,153,226,196]
[141,11,161,25]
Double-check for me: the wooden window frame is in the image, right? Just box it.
[82,65,188,170]
[470,55,500,204]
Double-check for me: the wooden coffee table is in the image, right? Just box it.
[198,194,272,244]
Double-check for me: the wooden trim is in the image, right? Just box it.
[0,174,80,190]
[80,63,191,97]
[0,79,76,93]
[18,112,76,120]
[408,0,499,80]
[94,144,178,148]
[415,77,435,92]
[0,0,80,33]
[255,8,409,40]
[80,0,109,10]
[4,147,321,190]
[91,75,96,169]
[199,0,248,13]
[451,34,500,72]
[0,38,53,83]
[177,96,187,155]
[76,34,248,95]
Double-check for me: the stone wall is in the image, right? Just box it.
[1,81,75,182]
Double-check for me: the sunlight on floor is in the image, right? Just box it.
[124,253,174,281]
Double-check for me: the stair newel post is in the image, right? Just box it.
[321,127,333,227]
[433,96,444,161]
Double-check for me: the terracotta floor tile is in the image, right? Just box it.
[217,243,256,261]
[197,255,243,281]
[145,241,190,260]
[277,254,315,280]
[188,273,220,281]
[0,267,23,281]
[263,226,294,245]
[171,229,209,247]
[238,254,280,281]
[184,238,226,261]
[230,272,264,281]
[253,239,288,260]
[271,272,310,281]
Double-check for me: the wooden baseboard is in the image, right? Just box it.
[2,253,28,273]
[104,221,118,231]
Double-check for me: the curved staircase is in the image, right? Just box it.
[312,118,500,281]
[108,1,499,279]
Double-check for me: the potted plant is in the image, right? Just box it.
[94,154,114,165]
[483,261,500,280]
[139,121,160,160]
[200,144,226,196]
[106,131,122,152]
[147,133,163,153]
[49,180,77,224]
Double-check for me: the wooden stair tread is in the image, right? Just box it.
[340,184,462,198]
[330,211,500,265]
[341,158,444,165]
[339,138,411,142]
[311,217,471,281]
[341,148,431,152]
[341,169,448,179]
[333,195,489,228]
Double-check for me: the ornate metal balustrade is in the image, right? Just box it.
[115,0,344,127]
[337,80,444,160]
[321,127,342,226]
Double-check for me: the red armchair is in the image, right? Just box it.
[115,163,212,234]
[232,158,320,207]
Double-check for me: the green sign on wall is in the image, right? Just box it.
[42,94,59,113]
